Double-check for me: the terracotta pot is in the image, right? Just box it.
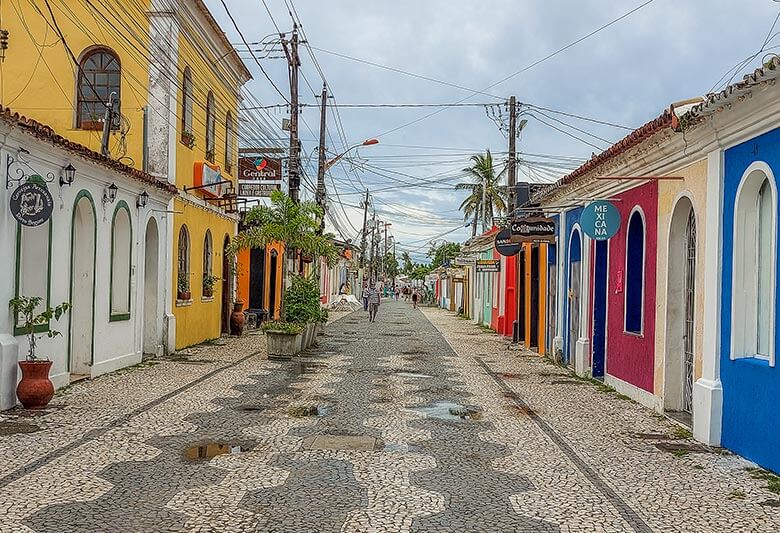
[17,360,54,409]
[230,301,245,336]
[178,291,191,301]
[203,286,213,298]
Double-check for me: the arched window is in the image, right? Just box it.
[177,225,191,300]
[733,165,776,365]
[77,48,120,130]
[625,209,645,334]
[225,111,234,172]
[110,201,132,321]
[205,91,216,162]
[203,230,213,296]
[181,67,194,145]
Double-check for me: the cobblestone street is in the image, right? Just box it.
[1,301,779,532]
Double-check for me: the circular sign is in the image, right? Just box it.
[10,181,54,227]
[494,227,522,256]
[580,200,620,241]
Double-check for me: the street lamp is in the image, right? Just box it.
[324,138,379,172]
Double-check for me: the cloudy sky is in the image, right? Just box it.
[206,0,780,262]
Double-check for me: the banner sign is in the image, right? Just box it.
[193,161,224,197]
[238,182,281,197]
[494,227,521,257]
[239,157,282,181]
[10,181,54,227]
[476,259,501,273]
[580,200,620,240]
[510,217,556,243]
[453,255,476,266]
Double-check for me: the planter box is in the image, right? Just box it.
[266,331,303,357]
[316,323,324,337]
[303,323,315,349]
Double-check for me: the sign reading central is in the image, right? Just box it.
[239,157,281,181]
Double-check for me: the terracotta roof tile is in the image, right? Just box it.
[0,106,178,194]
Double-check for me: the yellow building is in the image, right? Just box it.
[2,0,252,351]
[163,2,252,349]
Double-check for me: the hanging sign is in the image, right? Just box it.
[510,217,556,243]
[10,181,54,227]
[193,161,224,197]
[453,256,476,267]
[476,259,501,273]
[238,182,281,197]
[494,227,522,256]
[580,200,620,240]
[239,157,282,181]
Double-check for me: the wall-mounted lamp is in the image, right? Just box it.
[103,183,118,205]
[59,163,76,187]
[137,190,149,209]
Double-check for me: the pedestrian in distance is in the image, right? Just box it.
[362,279,369,311]
[411,289,419,309]
[367,283,381,322]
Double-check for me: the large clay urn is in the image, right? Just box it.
[17,361,55,409]
[230,301,246,336]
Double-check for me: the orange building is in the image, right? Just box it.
[236,241,285,322]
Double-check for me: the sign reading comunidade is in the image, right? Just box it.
[510,217,556,243]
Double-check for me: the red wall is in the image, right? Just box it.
[503,254,517,337]
[606,181,657,393]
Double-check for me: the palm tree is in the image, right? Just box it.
[229,191,338,317]
[455,150,508,236]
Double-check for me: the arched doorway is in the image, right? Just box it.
[592,239,608,378]
[664,197,696,422]
[69,192,96,379]
[142,218,159,356]
[269,249,279,320]
[567,228,582,366]
[221,235,231,334]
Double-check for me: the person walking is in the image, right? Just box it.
[362,279,369,311]
[367,283,381,322]
[411,289,419,310]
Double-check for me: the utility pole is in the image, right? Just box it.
[282,26,301,203]
[507,95,517,216]
[359,190,370,270]
[369,212,377,282]
[100,92,118,157]
[316,83,328,232]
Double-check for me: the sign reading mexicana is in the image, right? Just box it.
[239,157,282,181]
[10,181,54,227]
[476,259,501,273]
[510,217,556,243]
[580,200,620,240]
[494,227,521,257]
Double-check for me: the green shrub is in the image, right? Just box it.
[284,274,321,324]
[261,321,304,334]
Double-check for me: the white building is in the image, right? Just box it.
[0,109,176,409]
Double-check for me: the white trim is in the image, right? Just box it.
[731,160,777,367]
[605,373,662,411]
[623,206,647,336]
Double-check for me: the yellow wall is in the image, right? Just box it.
[172,198,235,349]
[2,0,151,166]
[170,17,247,349]
[653,158,708,395]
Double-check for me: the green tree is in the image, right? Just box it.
[455,149,508,236]
[401,251,413,275]
[428,241,461,269]
[410,263,432,281]
[384,252,399,279]
[229,191,338,318]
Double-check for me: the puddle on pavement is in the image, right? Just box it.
[401,349,428,355]
[287,404,329,417]
[655,442,714,454]
[184,442,241,461]
[236,404,266,412]
[291,361,328,375]
[410,401,482,421]
[383,442,422,453]
[0,420,42,436]
[395,371,433,379]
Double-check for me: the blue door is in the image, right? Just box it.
[592,239,608,377]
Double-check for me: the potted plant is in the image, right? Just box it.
[181,130,195,149]
[177,271,191,301]
[9,296,70,409]
[262,321,304,358]
[205,149,216,163]
[202,274,218,298]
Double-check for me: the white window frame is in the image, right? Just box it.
[623,207,646,336]
[731,161,777,366]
